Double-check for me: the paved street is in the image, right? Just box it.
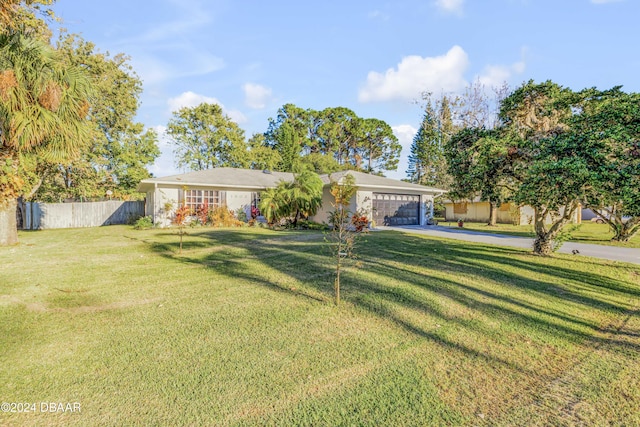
[386,225,640,265]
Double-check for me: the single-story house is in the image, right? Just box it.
[443,197,582,225]
[137,168,447,227]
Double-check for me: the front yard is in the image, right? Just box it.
[1,226,639,426]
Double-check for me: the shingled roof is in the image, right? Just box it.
[138,168,294,191]
[138,167,446,194]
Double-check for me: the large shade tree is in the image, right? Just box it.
[500,80,586,255]
[358,118,401,174]
[264,103,400,175]
[0,33,93,245]
[578,87,640,241]
[166,103,248,171]
[445,127,515,226]
[0,0,55,36]
[24,33,159,202]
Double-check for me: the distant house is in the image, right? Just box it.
[443,197,582,225]
[137,168,447,227]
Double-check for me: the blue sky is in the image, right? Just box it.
[51,0,638,180]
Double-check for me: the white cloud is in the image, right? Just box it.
[388,124,418,180]
[477,50,526,88]
[152,125,170,148]
[167,91,248,124]
[243,83,273,109]
[359,46,469,103]
[167,91,220,112]
[477,62,525,88]
[148,125,181,177]
[434,0,464,15]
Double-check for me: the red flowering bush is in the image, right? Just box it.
[196,200,209,225]
[351,214,369,232]
[250,205,260,219]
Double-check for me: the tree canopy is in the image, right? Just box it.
[443,79,640,253]
[23,33,160,202]
[0,0,55,37]
[0,31,93,244]
[264,104,400,174]
[166,103,248,171]
[574,87,640,241]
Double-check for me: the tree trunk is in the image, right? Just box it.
[611,218,639,242]
[488,201,498,226]
[532,202,578,255]
[533,234,553,255]
[0,199,19,246]
[533,207,553,256]
[334,255,341,305]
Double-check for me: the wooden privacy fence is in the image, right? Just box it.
[18,200,145,230]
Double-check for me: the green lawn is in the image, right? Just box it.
[1,226,639,426]
[441,220,640,248]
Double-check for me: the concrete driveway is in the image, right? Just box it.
[386,225,640,265]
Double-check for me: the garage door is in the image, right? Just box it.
[372,193,420,226]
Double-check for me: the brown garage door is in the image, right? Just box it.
[372,193,420,226]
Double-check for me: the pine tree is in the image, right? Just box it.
[406,96,453,189]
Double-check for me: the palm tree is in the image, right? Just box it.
[258,170,324,227]
[0,32,93,245]
[287,170,323,226]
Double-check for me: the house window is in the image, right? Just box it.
[183,190,220,211]
[453,202,468,214]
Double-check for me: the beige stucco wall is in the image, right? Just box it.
[444,201,518,224]
[445,202,580,225]
[445,201,492,223]
[226,191,253,218]
[312,187,338,225]
[149,187,180,227]
[356,191,373,218]
[497,206,515,224]
[311,187,364,225]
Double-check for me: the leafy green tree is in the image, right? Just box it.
[501,80,583,255]
[0,0,55,37]
[359,118,401,173]
[265,104,314,165]
[246,133,282,171]
[577,87,640,241]
[316,107,361,167]
[272,121,302,172]
[0,32,93,245]
[264,103,400,174]
[27,33,159,201]
[297,152,342,174]
[166,103,248,171]
[445,127,516,226]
